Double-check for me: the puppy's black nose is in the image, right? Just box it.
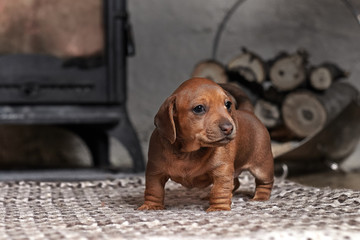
[219,122,233,135]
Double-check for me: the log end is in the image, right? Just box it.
[269,54,307,91]
[191,59,228,84]
[227,51,266,84]
[282,91,327,138]
[309,67,333,91]
[254,99,280,128]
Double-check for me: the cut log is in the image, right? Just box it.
[271,141,299,158]
[227,47,267,84]
[281,82,358,138]
[309,62,349,91]
[191,59,228,84]
[282,91,327,138]
[269,49,308,92]
[254,99,281,128]
[269,125,300,142]
[262,84,286,105]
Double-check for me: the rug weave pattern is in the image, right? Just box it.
[0,174,359,239]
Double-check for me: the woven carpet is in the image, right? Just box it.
[0,173,359,240]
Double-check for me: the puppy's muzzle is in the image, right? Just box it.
[219,122,233,136]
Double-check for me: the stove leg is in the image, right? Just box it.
[65,107,145,172]
[87,130,110,168]
[110,109,145,172]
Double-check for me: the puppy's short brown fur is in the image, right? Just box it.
[138,78,274,212]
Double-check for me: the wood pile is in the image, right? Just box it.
[191,48,358,142]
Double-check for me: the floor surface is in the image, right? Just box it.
[0,168,359,191]
[289,171,360,190]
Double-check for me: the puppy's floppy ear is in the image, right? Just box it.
[224,90,237,109]
[154,95,177,144]
[219,83,254,112]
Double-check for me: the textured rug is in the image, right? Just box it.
[0,173,359,240]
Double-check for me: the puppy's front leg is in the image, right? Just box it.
[207,165,234,212]
[138,174,169,210]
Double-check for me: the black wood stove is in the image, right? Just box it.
[0,0,145,172]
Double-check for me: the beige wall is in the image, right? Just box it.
[127,0,360,170]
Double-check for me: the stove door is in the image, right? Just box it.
[0,0,129,105]
[0,54,109,104]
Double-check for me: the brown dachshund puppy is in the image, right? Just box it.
[138,78,274,212]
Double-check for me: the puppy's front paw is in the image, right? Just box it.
[206,205,231,212]
[251,196,270,201]
[137,204,164,211]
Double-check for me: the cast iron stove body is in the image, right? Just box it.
[0,0,145,171]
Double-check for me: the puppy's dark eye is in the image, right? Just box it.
[193,105,205,114]
[225,101,232,110]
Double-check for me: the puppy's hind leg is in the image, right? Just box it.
[250,163,274,201]
[252,178,273,201]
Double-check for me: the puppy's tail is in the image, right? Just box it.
[219,83,254,112]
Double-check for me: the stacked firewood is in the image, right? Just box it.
[192,48,359,142]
